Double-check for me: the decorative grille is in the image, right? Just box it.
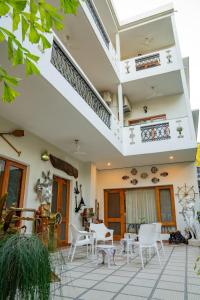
[85,0,110,49]
[51,41,111,128]
[135,53,160,71]
[141,123,171,142]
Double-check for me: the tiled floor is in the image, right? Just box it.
[51,244,200,300]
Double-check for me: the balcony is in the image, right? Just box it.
[120,46,179,83]
[123,117,194,156]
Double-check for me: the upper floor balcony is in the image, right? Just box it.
[120,46,179,83]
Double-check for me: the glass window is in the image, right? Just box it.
[0,159,5,196]
[159,189,172,222]
[6,166,23,208]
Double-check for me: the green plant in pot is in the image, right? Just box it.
[0,234,51,300]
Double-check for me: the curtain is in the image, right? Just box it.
[125,189,157,224]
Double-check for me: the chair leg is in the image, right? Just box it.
[160,240,165,256]
[68,243,73,260]
[71,245,76,262]
[155,244,161,266]
[86,244,88,257]
[139,247,144,269]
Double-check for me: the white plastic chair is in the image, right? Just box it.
[68,224,93,262]
[152,222,165,255]
[134,224,161,269]
[90,223,113,251]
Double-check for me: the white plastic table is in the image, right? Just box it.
[96,244,116,268]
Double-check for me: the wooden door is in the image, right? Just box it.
[104,189,125,240]
[0,157,26,208]
[52,176,70,247]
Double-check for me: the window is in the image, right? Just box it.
[0,157,27,208]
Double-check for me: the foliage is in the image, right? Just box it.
[0,234,51,300]
[0,0,79,103]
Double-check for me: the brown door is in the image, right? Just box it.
[0,157,26,208]
[52,176,70,247]
[104,189,125,240]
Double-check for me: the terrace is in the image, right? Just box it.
[51,244,200,300]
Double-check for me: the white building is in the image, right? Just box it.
[0,1,199,244]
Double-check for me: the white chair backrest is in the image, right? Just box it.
[90,223,106,239]
[124,232,136,239]
[139,224,157,246]
[152,222,162,240]
[70,224,80,243]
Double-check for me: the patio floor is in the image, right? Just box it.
[51,244,200,300]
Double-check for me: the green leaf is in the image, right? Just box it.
[8,37,14,60]
[25,52,39,62]
[29,24,40,43]
[0,30,5,42]
[13,0,27,12]
[13,47,24,65]
[40,35,51,50]
[30,0,38,15]
[13,11,20,31]
[0,2,10,16]
[21,16,29,41]
[25,58,40,76]
[60,0,79,15]
[3,75,21,86]
[2,82,20,103]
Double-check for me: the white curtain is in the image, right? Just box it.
[125,189,157,224]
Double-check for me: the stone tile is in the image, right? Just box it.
[54,286,86,298]
[188,277,200,285]
[105,275,130,284]
[82,273,107,281]
[136,272,159,280]
[79,289,115,300]
[163,269,185,276]
[66,271,85,278]
[95,281,123,292]
[93,268,114,275]
[114,270,136,277]
[121,285,152,297]
[74,267,95,273]
[160,274,185,283]
[188,294,200,300]
[52,296,72,300]
[188,284,200,294]
[115,294,147,300]
[129,278,156,287]
[69,278,96,288]
[152,288,184,300]
[157,280,184,291]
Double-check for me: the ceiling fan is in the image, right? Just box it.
[146,86,163,99]
[72,140,86,156]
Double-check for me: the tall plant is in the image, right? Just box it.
[0,0,79,103]
[0,234,51,300]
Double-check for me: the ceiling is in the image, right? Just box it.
[122,70,183,103]
[119,16,175,60]
[55,4,120,94]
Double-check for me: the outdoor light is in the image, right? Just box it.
[169,156,174,160]
[107,162,111,166]
[41,151,50,161]
[143,106,148,113]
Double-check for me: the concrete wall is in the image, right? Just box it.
[97,162,199,234]
[0,116,93,236]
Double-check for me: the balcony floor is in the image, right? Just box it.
[51,244,200,299]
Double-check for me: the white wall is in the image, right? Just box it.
[124,93,187,126]
[0,116,93,236]
[97,162,199,234]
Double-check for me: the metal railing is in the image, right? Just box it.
[51,41,111,128]
[135,53,160,71]
[85,0,110,49]
[141,122,171,142]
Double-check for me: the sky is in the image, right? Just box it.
[113,0,200,140]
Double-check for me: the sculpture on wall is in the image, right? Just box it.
[35,171,53,204]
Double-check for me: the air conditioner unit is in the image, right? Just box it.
[101,91,113,104]
[123,96,132,113]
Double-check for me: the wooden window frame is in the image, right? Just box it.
[0,156,27,209]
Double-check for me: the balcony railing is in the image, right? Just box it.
[51,41,111,128]
[85,0,110,49]
[135,53,160,71]
[141,122,171,143]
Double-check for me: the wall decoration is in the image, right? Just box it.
[143,106,148,113]
[131,168,137,175]
[141,172,148,179]
[160,172,168,177]
[130,179,138,185]
[35,171,53,204]
[129,127,135,145]
[151,166,158,173]
[49,154,78,178]
[0,129,24,156]
[176,126,184,138]
[152,177,160,184]
[122,175,129,180]
[74,182,86,213]
[166,49,172,63]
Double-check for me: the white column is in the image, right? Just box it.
[118,83,124,127]
[115,32,121,60]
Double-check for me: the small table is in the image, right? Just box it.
[120,237,137,263]
[96,245,116,268]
